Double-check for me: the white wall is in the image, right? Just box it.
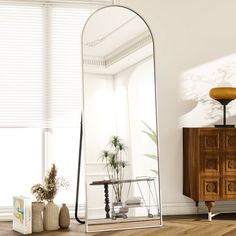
[120,0,236,215]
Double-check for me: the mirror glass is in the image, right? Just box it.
[82,5,161,232]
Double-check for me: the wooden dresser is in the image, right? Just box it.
[183,127,236,219]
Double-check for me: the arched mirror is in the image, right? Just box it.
[82,5,161,232]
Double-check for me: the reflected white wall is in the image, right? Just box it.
[84,58,158,177]
[115,57,158,216]
[115,57,157,179]
[84,57,158,219]
[83,73,116,164]
[83,73,116,218]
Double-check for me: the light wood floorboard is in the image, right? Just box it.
[1,214,236,236]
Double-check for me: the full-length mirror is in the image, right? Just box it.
[82,5,161,232]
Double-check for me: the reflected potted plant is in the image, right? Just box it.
[141,121,158,174]
[100,136,128,219]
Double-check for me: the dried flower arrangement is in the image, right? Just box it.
[31,164,68,202]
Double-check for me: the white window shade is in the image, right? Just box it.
[0,5,43,127]
[0,1,105,128]
[49,7,92,128]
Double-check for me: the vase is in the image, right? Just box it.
[112,201,128,220]
[44,201,59,231]
[59,203,70,229]
[32,202,45,233]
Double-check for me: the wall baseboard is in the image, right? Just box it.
[162,202,197,215]
[162,201,236,215]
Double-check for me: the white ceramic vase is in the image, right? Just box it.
[43,201,59,231]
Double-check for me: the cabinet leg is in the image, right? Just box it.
[195,201,199,215]
[205,201,215,221]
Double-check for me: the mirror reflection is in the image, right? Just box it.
[82,6,161,232]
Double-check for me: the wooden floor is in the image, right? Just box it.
[2,214,236,236]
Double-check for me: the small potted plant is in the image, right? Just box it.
[100,136,128,219]
[31,164,68,231]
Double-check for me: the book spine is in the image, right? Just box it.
[24,199,32,234]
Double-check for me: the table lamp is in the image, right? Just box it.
[209,87,236,127]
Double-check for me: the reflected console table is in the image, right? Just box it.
[183,127,236,221]
[90,177,158,219]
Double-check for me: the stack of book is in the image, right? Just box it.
[13,196,32,234]
[125,197,142,208]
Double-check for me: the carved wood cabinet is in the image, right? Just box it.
[183,128,236,217]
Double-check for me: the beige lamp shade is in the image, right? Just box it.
[209,87,236,100]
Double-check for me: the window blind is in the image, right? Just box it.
[49,6,93,127]
[0,1,107,128]
[0,5,43,127]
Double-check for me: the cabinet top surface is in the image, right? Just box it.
[183,127,236,130]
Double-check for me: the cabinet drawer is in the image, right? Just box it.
[200,178,220,200]
[200,130,221,152]
[222,177,236,199]
[225,131,236,151]
[223,154,236,175]
[201,154,220,175]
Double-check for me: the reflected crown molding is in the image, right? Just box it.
[83,56,106,67]
[106,30,152,67]
[83,30,152,70]
[84,15,137,48]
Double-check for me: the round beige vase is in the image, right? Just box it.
[32,202,45,233]
[44,201,59,231]
[59,203,70,229]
